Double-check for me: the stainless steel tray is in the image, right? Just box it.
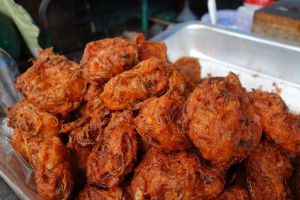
[1,22,300,199]
[153,22,300,113]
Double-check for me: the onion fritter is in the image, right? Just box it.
[87,111,137,188]
[245,140,293,200]
[15,48,85,116]
[128,149,225,200]
[100,58,173,111]
[11,130,29,161]
[81,38,138,83]
[77,186,124,200]
[134,92,192,152]
[249,91,300,156]
[184,72,262,170]
[34,137,74,200]
[7,100,59,140]
[134,33,168,62]
[174,56,201,94]
[217,185,250,200]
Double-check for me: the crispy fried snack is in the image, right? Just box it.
[128,149,225,200]
[81,38,138,83]
[134,92,192,152]
[77,186,124,200]
[184,73,262,170]
[87,111,137,188]
[174,56,201,94]
[100,58,173,111]
[217,185,250,200]
[7,100,59,140]
[15,48,85,116]
[134,33,168,62]
[245,140,293,200]
[249,91,300,155]
[11,130,29,160]
[33,137,74,200]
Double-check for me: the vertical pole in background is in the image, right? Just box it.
[141,0,148,33]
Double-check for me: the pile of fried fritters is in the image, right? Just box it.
[6,33,300,200]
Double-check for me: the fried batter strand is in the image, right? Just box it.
[134,92,192,152]
[184,72,262,170]
[216,185,250,200]
[100,58,173,110]
[11,130,29,161]
[245,140,293,200]
[7,100,59,140]
[87,111,137,188]
[15,48,85,116]
[134,33,168,62]
[77,186,124,200]
[81,38,138,83]
[128,149,225,200]
[250,91,300,155]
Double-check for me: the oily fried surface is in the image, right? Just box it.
[11,130,29,161]
[249,91,300,155]
[15,48,85,116]
[128,149,225,200]
[184,73,262,170]
[216,185,250,200]
[134,92,192,152]
[81,38,138,83]
[174,56,201,94]
[245,140,293,200]
[34,137,74,200]
[77,186,124,200]
[87,111,137,188]
[100,58,173,111]
[134,33,168,62]
[7,100,59,140]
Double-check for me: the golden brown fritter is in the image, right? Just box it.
[134,33,168,62]
[33,137,74,200]
[216,185,250,200]
[245,140,293,200]
[15,48,85,116]
[77,186,124,200]
[100,58,173,111]
[81,38,129,64]
[11,130,29,161]
[184,73,262,170]
[249,91,300,156]
[174,56,201,94]
[83,83,103,103]
[134,92,192,152]
[87,111,137,188]
[81,38,138,83]
[7,100,59,140]
[128,149,225,200]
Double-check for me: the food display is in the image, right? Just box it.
[6,34,300,199]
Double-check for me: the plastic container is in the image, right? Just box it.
[201,10,238,30]
[0,48,20,108]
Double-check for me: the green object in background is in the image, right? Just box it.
[0,13,21,61]
[0,0,41,57]
[141,0,148,32]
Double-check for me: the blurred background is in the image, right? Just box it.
[1,0,246,72]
